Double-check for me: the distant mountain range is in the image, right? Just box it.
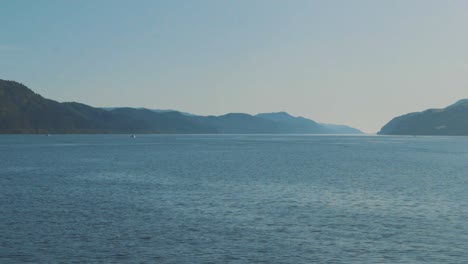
[255,112,362,134]
[0,79,363,134]
[103,107,196,116]
[379,99,468,135]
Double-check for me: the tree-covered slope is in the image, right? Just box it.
[378,100,468,135]
[0,80,125,133]
[0,80,211,134]
[0,79,363,134]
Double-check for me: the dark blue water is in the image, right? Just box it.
[1,135,467,263]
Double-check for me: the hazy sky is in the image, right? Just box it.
[2,0,468,132]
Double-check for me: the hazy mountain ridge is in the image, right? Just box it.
[102,107,196,117]
[379,100,468,135]
[0,80,362,134]
[319,123,364,134]
[197,113,289,134]
[256,112,328,134]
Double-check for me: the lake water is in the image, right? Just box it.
[1,135,467,263]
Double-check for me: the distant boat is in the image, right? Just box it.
[131,134,136,138]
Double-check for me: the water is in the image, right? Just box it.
[1,135,467,263]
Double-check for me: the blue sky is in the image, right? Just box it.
[2,0,468,132]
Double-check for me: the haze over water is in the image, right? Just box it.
[1,135,467,263]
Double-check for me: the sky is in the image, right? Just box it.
[2,0,468,133]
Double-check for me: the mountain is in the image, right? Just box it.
[255,112,327,133]
[378,99,468,135]
[0,79,363,134]
[149,109,197,116]
[0,80,213,134]
[109,108,215,134]
[102,108,197,117]
[0,80,136,133]
[197,113,288,134]
[319,123,364,134]
[256,112,363,134]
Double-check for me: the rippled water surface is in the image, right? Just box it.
[1,135,467,263]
